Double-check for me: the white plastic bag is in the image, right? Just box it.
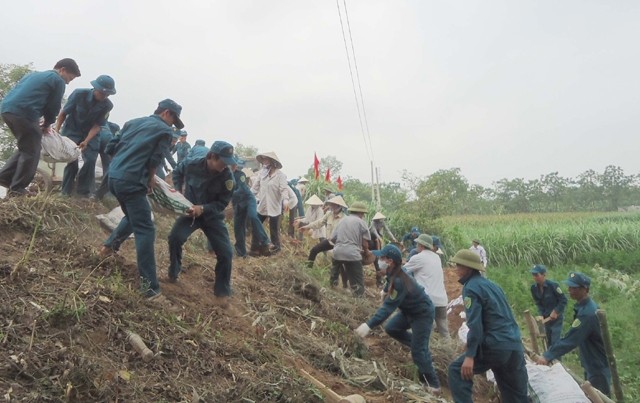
[526,362,589,403]
[150,175,193,214]
[96,206,154,238]
[41,130,81,163]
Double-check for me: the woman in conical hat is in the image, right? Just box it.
[295,194,325,240]
[300,195,349,267]
[251,151,289,253]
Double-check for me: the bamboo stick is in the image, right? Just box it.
[596,309,624,402]
[582,381,605,403]
[564,367,615,403]
[523,310,540,355]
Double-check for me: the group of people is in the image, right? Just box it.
[0,59,612,401]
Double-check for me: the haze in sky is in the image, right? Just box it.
[2,0,639,187]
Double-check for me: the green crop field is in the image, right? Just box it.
[439,212,640,401]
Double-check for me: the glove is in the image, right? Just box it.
[355,323,370,338]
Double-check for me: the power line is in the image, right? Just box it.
[335,0,373,162]
[341,0,375,163]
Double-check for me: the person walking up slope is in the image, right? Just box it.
[0,58,81,196]
[354,244,441,395]
[100,99,184,299]
[168,141,237,307]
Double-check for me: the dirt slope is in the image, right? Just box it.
[0,195,493,402]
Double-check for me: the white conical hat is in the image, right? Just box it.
[326,195,348,209]
[256,152,282,169]
[298,177,309,183]
[373,212,386,220]
[305,194,323,206]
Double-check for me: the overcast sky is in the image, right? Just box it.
[2,0,640,187]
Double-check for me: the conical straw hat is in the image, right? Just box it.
[372,212,386,220]
[305,194,323,206]
[326,195,348,209]
[256,152,282,169]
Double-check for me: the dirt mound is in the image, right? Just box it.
[0,195,494,402]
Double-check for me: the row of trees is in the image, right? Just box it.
[400,166,638,216]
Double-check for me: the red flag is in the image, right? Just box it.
[325,168,331,183]
[337,176,343,190]
[313,153,320,179]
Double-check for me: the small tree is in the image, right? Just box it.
[0,63,33,161]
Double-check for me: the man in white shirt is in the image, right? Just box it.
[403,234,449,337]
[469,239,488,268]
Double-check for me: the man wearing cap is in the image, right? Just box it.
[330,201,371,296]
[402,226,421,260]
[100,98,184,299]
[536,272,611,397]
[55,74,116,197]
[403,234,449,338]
[356,244,441,395]
[300,195,347,267]
[229,158,271,257]
[187,139,208,160]
[168,141,236,305]
[529,264,567,347]
[469,240,487,268]
[448,249,528,403]
[172,130,191,163]
[0,58,81,196]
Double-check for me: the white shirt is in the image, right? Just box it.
[469,245,488,267]
[403,249,448,307]
[251,168,290,217]
[299,206,326,239]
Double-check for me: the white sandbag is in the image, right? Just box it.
[41,130,81,163]
[96,206,154,238]
[150,175,193,214]
[526,362,589,403]
[457,320,469,344]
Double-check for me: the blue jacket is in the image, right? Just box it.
[461,272,523,357]
[232,169,255,208]
[172,157,234,218]
[1,70,66,125]
[531,279,567,319]
[61,88,113,150]
[174,141,191,163]
[544,297,609,375]
[108,115,173,187]
[187,144,208,160]
[367,272,434,329]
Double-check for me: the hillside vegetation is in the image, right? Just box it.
[0,194,467,402]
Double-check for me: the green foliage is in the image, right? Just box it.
[0,63,33,160]
[447,213,640,400]
[575,249,640,274]
[440,212,640,267]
